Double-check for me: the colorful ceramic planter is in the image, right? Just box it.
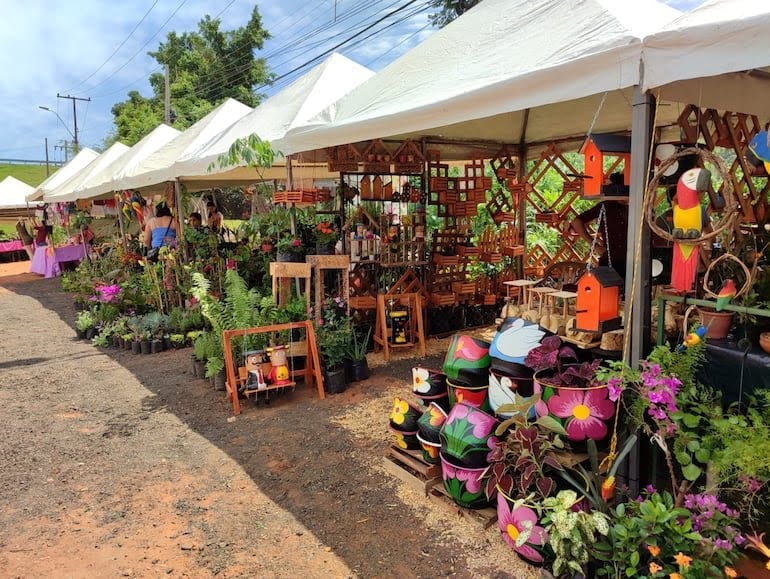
[442,334,491,387]
[416,433,441,464]
[488,370,536,419]
[446,379,490,412]
[417,401,448,444]
[389,397,423,432]
[389,426,420,450]
[533,370,616,447]
[440,452,491,509]
[496,489,548,564]
[439,401,499,468]
[412,366,447,398]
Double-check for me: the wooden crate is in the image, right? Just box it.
[426,480,498,530]
[430,292,457,307]
[273,190,317,204]
[382,445,441,494]
[455,245,480,257]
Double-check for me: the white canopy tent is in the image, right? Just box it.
[0,176,35,209]
[643,0,770,117]
[26,148,100,202]
[43,142,131,203]
[282,0,681,158]
[175,52,374,189]
[73,124,181,201]
[115,98,252,193]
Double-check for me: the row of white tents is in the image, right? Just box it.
[19,0,770,211]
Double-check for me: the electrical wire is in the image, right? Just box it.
[61,0,161,93]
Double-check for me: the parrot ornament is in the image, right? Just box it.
[677,325,707,352]
[670,168,709,292]
[715,278,736,311]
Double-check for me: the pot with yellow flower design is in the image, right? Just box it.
[417,401,448,444]
[389,425,420,450]
[389,397,423,432]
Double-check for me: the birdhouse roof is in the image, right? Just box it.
[581,132,632,154]
[585,266,624,287]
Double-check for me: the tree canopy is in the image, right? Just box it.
[109,6,272,146]
[428,0,483,28]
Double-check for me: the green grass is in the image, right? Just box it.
[0,164,56,187]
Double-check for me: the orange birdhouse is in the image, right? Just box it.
[575,266,623,333]
[580,133,631,197]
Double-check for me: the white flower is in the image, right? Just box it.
[412,367,431,394]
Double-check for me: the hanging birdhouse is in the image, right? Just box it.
[580,133,631,197]
[574,266,623,333]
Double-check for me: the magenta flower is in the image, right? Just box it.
[546,387,615,441]
[291,238,301,247]
[442,460,483,494]
[497,495,548,563]
[607,376,623,402]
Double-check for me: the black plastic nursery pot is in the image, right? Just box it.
[323,366,348,394]
[132,341,141,355]
[140,340,152,355]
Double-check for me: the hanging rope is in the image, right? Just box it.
[600,90,662,475]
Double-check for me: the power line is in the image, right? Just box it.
[61,0,161,94]
[81,0,189,94]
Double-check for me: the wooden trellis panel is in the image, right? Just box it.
[490,145,520,188]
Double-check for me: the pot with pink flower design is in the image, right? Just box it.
[533,368,616,449]
[496,488,548,565]
[417,401,448,444]
[411,366,449,408]
[442,334,491,387]
[439,401,499,468]
[389,397,423,432]
[416,432,441,464]
[440,452,492,509]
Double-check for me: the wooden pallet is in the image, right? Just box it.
[382,445,498,530]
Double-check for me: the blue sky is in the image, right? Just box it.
[0,0,702,166]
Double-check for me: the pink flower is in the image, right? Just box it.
[497,496,548,563]
[292,238,301,247]
[546,387,615,442]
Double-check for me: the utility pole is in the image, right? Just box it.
[56,93,90,153]
[55,140,70,162]
[44,138,50,176]
[164,64,171,124]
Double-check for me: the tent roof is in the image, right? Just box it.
[643,0,770,117]
[43,142,131,203]
[283,0,680,157]
[75,124,181,200]
[26,148,100,202]
[117,98,252,192]
[0,176,35,209]
[176,52,374,181]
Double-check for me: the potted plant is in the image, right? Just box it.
[316,326,351,393]
[74,310,95,340]
[276,235,304,262]
[347,326,372,382]
[192,333,209,378]
[524,336,613,447]
[313,221,338,255]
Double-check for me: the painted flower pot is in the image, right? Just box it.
[389,426,420,450]
[488,370,536,419]
[442,334,491,387]
[417,401,448,444]
[446,379,490,412]
[439,401,499,468]
[533,369,615,449]
[412,367,448,399]
[416,433,441,464]
[440,452,491,509]
[389,397,423,432]
[496,489,548,565]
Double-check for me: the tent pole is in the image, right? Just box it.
[116,192,128,253]
[626,85,654,368]
[174,179,184,244]
[516,108,530,280]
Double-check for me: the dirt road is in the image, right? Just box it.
[0,272,535,578]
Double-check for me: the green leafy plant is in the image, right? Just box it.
[348,326,372,362]
[74,310,96,332]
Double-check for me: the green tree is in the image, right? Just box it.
[428,0,483,28]
[108,6,272,145]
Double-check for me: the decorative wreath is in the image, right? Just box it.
[645,147,739,244]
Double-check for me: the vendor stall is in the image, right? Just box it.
[29,244,89,278]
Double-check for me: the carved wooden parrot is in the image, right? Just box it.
[716,278,736,311]
[671,168,709,292]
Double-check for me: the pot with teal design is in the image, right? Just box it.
[440,452,492,509]
[439,401,499,468]
[389,425,420,450]
[389,396,423,432]
[442,334,491,387]
[416,432,441,464]
[417,401,448,444]
[533,368,615,449]
[411,366,448,401]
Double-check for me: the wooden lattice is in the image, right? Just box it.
[326,144,361,172]
[490,145,520,187]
